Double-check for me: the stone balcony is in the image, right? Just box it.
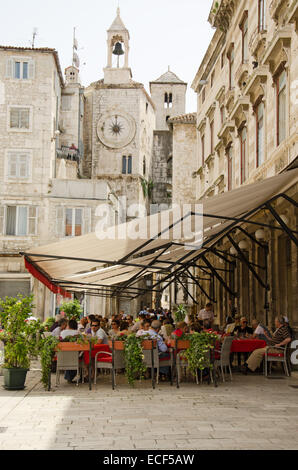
[249,27,267,59]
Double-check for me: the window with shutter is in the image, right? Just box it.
[5,206,31,236]
[9,107,30,130]
[7,152,30,179]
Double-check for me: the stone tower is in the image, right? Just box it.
[104,7,132,85]
[150,68,187,131]
[83,8,156,218]
[150,69,187,206]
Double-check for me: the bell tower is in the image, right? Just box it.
[104,8,132,84]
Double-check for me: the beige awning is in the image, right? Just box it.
[23,169,298,293]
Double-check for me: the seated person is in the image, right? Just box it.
[243,316,292,374]
[52,318,67,337]
[189,322,202,334]
[108,319,121,339]
[251,319,271,343]
[172,322,189,338]
[234,317,253,338]
[60,319,79,340]
[119,320,130,336]
[78,317,88,333]
[50,314,61,332]
[90,319,108,345]
[136,320,151,337]
[59,319,79,384]
[160,319,174,341]
[225,314,240,335]
[148,320,170,380]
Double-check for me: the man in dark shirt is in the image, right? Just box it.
[234,317,253,337]
[242,316,292,373]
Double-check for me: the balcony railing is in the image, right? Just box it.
[56,146,80,163]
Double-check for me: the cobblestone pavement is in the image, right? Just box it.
[0,365,298,450]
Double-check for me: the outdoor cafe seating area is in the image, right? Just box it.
[45,310,292,392]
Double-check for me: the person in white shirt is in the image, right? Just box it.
[60,319,79,340]
[90,319,109,345]
[59,320,79,383]
[52,318,67,338]
[136,320,151,337]
[198,303,214,324]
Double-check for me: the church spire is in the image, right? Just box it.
[104,8,132,84]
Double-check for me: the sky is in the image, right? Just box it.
[0,0,215,112]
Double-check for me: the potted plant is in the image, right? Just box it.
[59,299,83,322]
[174,304,187,324]
[184,331,218,377]
[0,295,41,390]
[123,334,147,386]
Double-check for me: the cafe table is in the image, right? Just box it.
[231,338,267,353]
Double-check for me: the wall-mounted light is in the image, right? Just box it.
[255,229,265,240]
[239,240,248,250]
[230,246,237,255]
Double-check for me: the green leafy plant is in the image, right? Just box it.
[42,317,56,332]
[0,295,41,370]
[123,334,147,386]
[59,299,82,322]
[39,335,59,388]
[184,332,218,376]
[174,304,187,323]
[140,178,154,199]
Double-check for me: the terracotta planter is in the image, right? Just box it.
[56,342,89,352]
[108,340,125,350]
[170,339,190,350]
[142,339,157,350]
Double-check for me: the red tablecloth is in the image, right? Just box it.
[83,344,111,365]
[231,338,267,353]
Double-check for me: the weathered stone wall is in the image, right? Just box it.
[172,122,198,205]
[152,131,172,206]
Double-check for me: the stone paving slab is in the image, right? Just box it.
[0,366,298,450]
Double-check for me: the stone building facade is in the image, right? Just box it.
[184,0,298,328]
[0,9,188,318]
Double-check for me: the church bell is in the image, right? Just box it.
[113,42,125,56]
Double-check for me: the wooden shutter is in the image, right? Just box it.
[6,59,13,78]
[28,60,35,79]
[20,108,30,129]
[19,154,29,178]
[10,108,19,128]
[8,153,17,177]
[56,207,64,237]
[28,206,38,235]
[83,207,91,234]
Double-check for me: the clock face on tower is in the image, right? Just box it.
[97,111,136,149]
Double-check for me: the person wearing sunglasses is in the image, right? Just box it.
[90,319,109,345]
[234,317,253,338]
